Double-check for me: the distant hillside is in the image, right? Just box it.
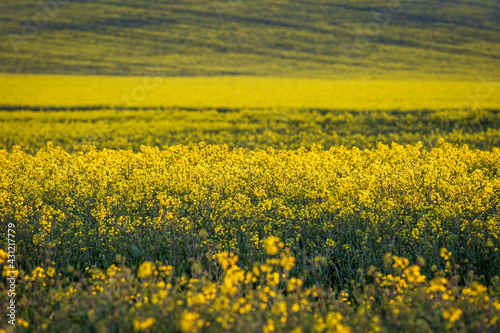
[0,0,499,79]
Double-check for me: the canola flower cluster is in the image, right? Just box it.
[0,142,499,331]
[0,238,499,332]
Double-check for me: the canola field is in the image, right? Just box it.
[1,76,500,332]
[1,75,500,110]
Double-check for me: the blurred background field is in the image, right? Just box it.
[0,0,499,79]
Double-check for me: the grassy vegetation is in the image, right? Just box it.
[0,0,499,79]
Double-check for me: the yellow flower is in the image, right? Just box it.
[264,236,281,255]
[280,254,296,271]
[440,248,452,261]
[46,267,56,278]
[267,272,280,286]
[326,239,335,247]
[263,319,275,333]
[442,308,462,324]
[137,262,155,279]
[133,317,155,331]
[0,249,8,264]
[216,251,238,270]
[288,277,303,292]
[31,267,46,279]
[180,312,205,333]
[17,318,29,328]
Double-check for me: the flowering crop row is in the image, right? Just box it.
[0,142,499,331]
[0,109,499,153]
[1,142,499,278]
